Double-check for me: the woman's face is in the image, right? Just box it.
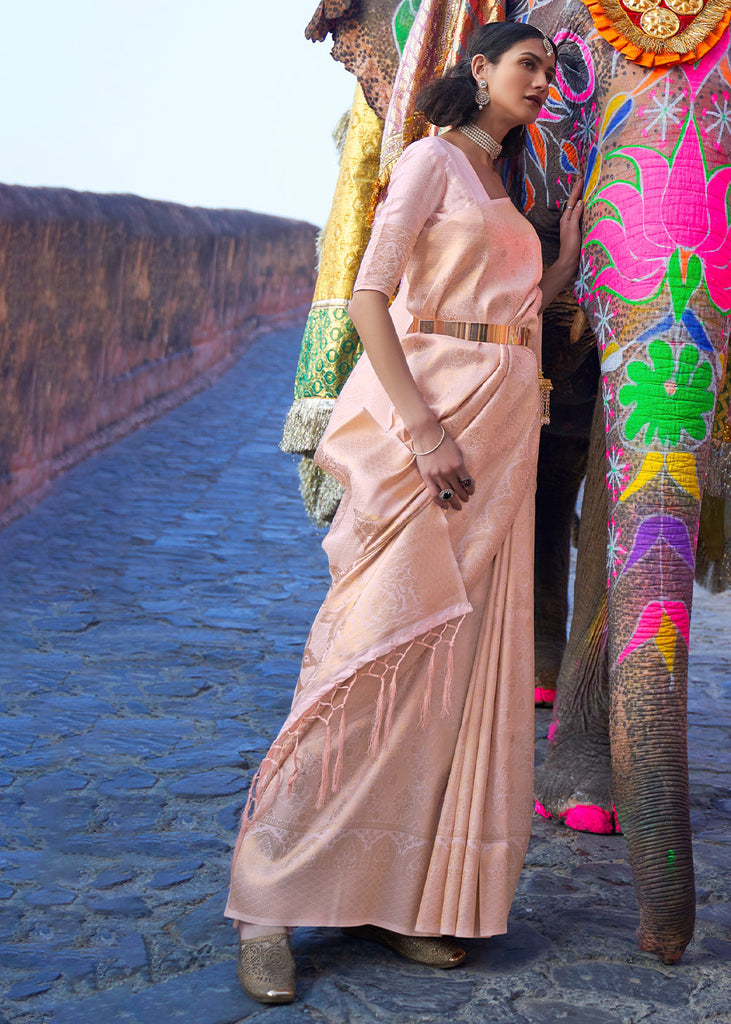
[476,40,556,127]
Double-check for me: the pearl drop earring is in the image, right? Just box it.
[475,79,490,110]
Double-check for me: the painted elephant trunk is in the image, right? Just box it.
[611,663,695,962]
[597,321,721,966]
[604,436,707,961]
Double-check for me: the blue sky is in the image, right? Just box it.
[0,0,357,226]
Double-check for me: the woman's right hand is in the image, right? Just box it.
[414,431,475,510]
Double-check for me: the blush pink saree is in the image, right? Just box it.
[226,136,544,938]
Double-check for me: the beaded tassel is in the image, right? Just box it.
[538,371,552,426]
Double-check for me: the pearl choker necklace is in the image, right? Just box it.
[458,123,502,160]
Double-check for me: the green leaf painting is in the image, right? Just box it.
[393,0,422,54]
[618,340,715,446]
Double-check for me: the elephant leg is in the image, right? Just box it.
[535,387,614,831]
[534,299,598,703]
[533,430,588,703]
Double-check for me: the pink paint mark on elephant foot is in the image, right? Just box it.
[560,805,615,833]
[534,801,623,834]
[534,685,556,706]
[547,720,558,743]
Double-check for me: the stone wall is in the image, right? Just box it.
[0,185,317,522]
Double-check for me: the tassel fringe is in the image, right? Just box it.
[280,398,335,456]
[239,615,467,832]
[420,644,438,727]
[298,457,344,528]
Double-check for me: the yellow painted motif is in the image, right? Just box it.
[601,340,622,372]
[656,611,678,672]
[620,451,701,500]
[620,451,664,500]
[666,452,700,499]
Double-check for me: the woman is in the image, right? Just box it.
[226,21,583,1004]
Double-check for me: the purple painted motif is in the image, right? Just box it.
[624,515,695,573]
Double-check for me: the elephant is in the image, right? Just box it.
[292,0,731,964]
[517,0,731,964]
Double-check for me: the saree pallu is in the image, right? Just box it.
[226,334,541,938]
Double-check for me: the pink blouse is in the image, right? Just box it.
[353,135,543,348]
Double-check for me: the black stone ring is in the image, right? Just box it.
[438,488,454,502]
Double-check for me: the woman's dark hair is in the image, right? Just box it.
[415,23,559,159]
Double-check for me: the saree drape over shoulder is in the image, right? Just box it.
[226,136,545,938]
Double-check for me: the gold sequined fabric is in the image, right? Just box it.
[697,342,730,592]
[711,343,730,447]
[281,85,383,462]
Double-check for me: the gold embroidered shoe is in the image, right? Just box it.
[237,933,296,1004]
[345,925,467,968]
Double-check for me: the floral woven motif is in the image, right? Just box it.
[582,0,731,66]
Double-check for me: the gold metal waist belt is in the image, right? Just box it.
[410,317,551,426]
[410,318,529,346]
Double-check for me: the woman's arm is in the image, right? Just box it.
[349,290,474,510]
[539,175,584,312]
[348,291,440,450]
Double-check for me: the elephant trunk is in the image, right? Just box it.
[608,516,698,962]
[610,662,695,962]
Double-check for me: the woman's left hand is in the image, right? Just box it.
[538,175,584,311]
[557,174,584,276]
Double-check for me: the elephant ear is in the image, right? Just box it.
[306,0,402,119]
[696,492,731,593]
[306,0,355,38]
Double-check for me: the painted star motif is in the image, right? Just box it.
[642,79,685,144]
[603,378,616,433]
[607,516,627,587]
[704,92,731,148]
[575,251,594,304]
[606,444,630,501]
[593,294,616,348]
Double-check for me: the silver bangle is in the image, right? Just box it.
[409,425,445,457]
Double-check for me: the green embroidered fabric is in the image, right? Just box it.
[293,305,363,401]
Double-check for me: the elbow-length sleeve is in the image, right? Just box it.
[352,140,446,300]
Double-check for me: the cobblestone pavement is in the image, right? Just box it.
[1,324,729,1024]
